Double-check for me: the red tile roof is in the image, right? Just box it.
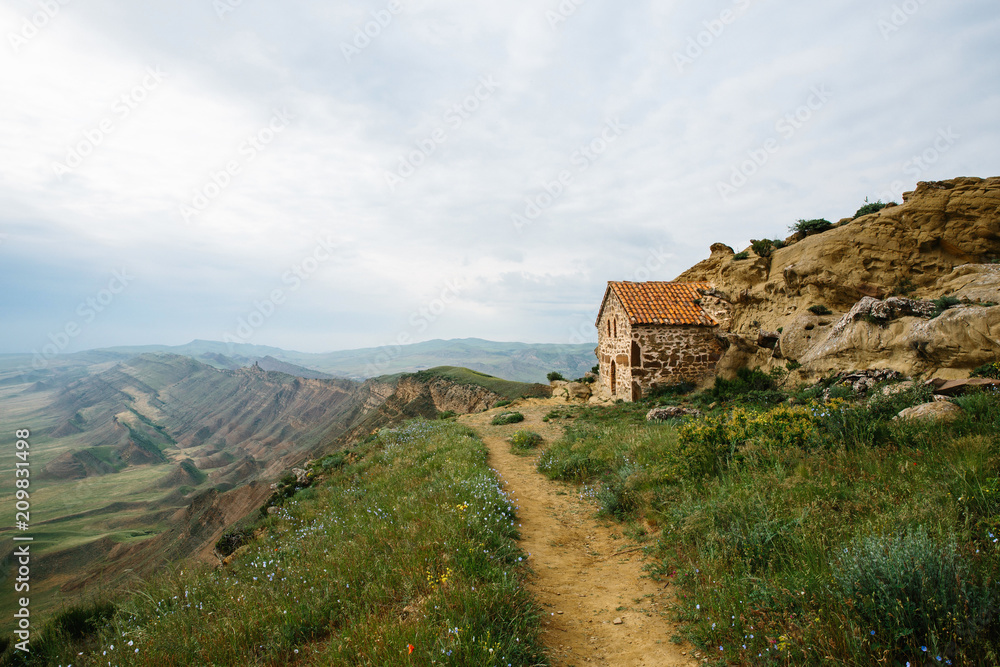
[599,281,717,326]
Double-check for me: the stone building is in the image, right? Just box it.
[596,281,724,401]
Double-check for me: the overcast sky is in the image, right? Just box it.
[1,0,997,357]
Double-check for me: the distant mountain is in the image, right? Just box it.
[96,338,597,383]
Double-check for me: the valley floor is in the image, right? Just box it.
[460,399,695,667]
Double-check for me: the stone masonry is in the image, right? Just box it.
[596,282,724,401]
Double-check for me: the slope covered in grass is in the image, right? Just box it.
[3,420,545,666]
[537,383,1000,665]
[407,366,551,401]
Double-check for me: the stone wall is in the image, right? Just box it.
[629,325,724,397]
[596,291,635,399]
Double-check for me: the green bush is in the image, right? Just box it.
[808,304,833,316]
[491,411,525,426]
[546,371,565,382]
[437,410,457,420]
[509,430,543,452]
[750,239,775,258]
[932,295,961,317]
[710,367,778,402]
[731,251,750,261]
[791,218,833,235]
[591,365,600,374]
[853,198,894,219]
[832,527,995,656]
[970,361,1000,379]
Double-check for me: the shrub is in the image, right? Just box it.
[509,430,543,452]
[970,361,1000,379]
[647,381,696,399]
[791,218,833,235]
[932,295,961,318]
[546,371,565,382]
[750,239,775,258]
[732,251,750,261]
[832,527,995,656]
[808,304,833,316]
[853,198,894,219]
[491,411,525,426]
[785,360,802,371]
[591,365,600,374]
[437,410,456,420]
[711,367,778,401]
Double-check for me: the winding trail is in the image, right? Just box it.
[459,398,696,667]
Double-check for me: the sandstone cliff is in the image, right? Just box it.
[677,177,1000,380]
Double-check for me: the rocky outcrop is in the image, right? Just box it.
[647,406,703,421]
[550,380,593,402]
[676,177,1000,381]
[894,401,964,422]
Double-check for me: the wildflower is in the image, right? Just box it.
[408,644,414,655]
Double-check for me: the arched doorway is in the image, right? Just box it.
[610,360,617,395]
[631,340,641,367]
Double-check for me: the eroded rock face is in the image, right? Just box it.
[675,177,1000,380]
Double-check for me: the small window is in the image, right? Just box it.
[613,318,617,338]
[631,341,640,367]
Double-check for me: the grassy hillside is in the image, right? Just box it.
[0,354,375,632]
[2,420,545,666]
[406,366,551,401]
[535,377,1000,665]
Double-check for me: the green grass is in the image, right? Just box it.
[490,411,525,426]
[3,420,546,666]
[508,430,543,454]
[535,385,1000,665]
[408,366,551,401]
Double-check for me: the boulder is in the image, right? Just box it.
[893,401,964,422]
[291,468,309,485]
[926,377,1000,396]
[552,381,592,402]
[646,406,703,421]
[757,330,780,349]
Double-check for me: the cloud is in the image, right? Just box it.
[1,0,997,354]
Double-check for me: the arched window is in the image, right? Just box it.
[631,340,641,367]
[607,319,611,336]
[612,318,617,338]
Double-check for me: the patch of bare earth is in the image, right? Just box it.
[459,398,697,667]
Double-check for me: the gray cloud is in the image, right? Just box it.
[1,0,997,354]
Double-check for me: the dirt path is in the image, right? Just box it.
[459,398,696,667]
